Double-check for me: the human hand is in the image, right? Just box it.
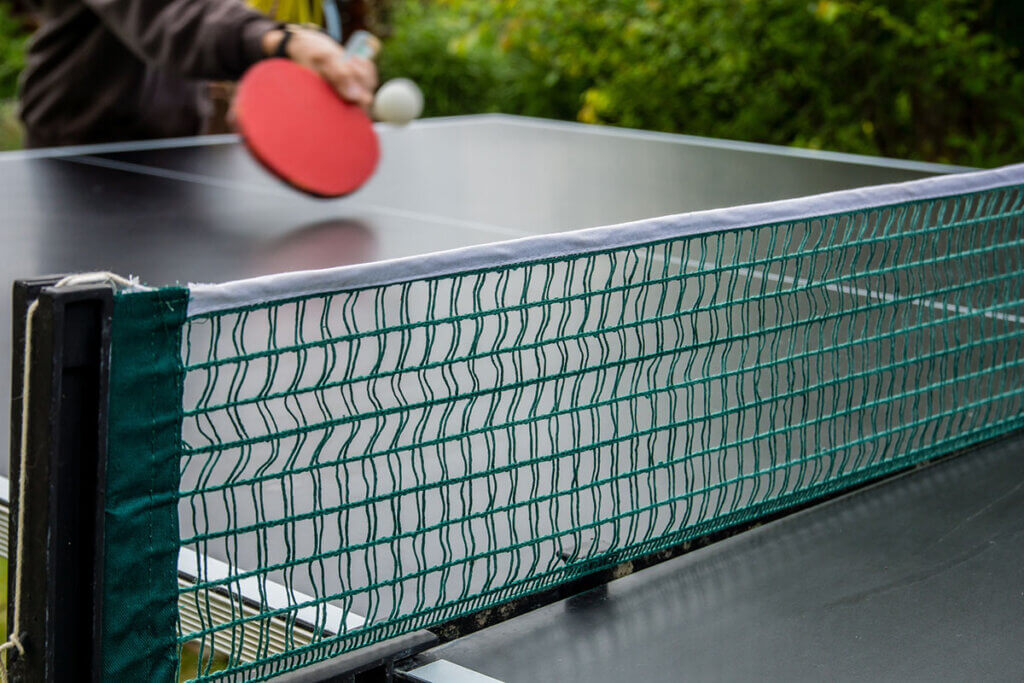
[261,26,377,111]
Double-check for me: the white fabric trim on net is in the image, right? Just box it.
[185,162,1024,317]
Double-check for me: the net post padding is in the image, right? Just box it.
[102,288,188,681]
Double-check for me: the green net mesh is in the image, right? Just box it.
[175,184,1024,680]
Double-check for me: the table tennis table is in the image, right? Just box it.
[1,115,1021,681]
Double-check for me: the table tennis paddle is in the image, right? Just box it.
[235,31,381,198]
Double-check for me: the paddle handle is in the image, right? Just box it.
[343,30,380,62]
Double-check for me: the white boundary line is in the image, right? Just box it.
[177,548,364,636]
[1,114,968,173]
[0,134,239,161]
[0,116,485,162]
[480,115,974,175]
[64,155,530,240]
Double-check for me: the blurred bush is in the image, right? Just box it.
[0,1,27,149]
[376,0,577,118]
[0,0,1021,164]
[379,0,1024,167]
[0,1,26,99]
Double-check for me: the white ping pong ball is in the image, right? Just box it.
[372,78,424,125]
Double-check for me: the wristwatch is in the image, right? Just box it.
[273,24,300,59]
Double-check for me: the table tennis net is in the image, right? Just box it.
[96,168,1024,681]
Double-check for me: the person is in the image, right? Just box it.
[18,0,377,147]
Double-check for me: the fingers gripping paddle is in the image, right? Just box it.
[235,33,380,198]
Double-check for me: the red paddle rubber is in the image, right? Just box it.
[236,59,380,197]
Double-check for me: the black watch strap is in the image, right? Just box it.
[274,24,297,59]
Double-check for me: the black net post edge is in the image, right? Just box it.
[7,278,113,682]
[6,278,439,683]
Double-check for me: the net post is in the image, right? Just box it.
[7,278,113,682]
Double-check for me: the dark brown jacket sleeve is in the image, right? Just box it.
[82,0,277,80]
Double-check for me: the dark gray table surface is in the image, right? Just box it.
[0,115,959,478]
[4,116,1018,681]
[410,432,1024,682]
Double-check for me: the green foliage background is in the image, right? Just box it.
[0,1,25,99]
[378,0,1024,167]
[1,1,1023,162]
[0,1,27,149]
